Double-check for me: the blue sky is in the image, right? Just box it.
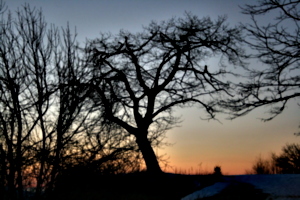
[5,0,246,40]
[4,0,299,174]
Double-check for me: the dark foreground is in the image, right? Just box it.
[46,172,220,200]
[3,173,283,200]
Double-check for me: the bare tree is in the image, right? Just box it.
[250,143,300,174]
[0,7,33,199]
[274,143,300,174]
[251,154,274,174]
[0,4,67,199]
[223,0,300,132]
[15,6,59,197]
[0,4,144,198]
[86,13,245,173]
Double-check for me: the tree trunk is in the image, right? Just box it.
[135,133,162,174]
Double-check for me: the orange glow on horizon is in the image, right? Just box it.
[157,101,299,176]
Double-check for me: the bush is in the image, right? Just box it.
[251,155,273,174]
[274,143,300,174]
[250,143,300,174]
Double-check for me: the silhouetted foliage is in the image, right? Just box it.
[213,166,222,176]
[86,13,245,173]
[0,3,141,199]
[222,1,300,133]
[250,144,300,174]
[274,143,300,174]
[251,155,274,174]
[0,4,58,199]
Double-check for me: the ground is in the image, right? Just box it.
[182,174,300,200]
[48,172,219,200]
[41,173,300,200]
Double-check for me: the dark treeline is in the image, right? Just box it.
[0,0,299,199]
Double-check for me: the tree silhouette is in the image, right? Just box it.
[0,4,140,199]
[86,13,245,173]
[250,144,300,174]
[223,0,300,130]
[274,143,300,174]
[251,154,274,174]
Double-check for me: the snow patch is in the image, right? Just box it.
[181,182,230,200]
[230,174,300,200]
[181,174,300,200]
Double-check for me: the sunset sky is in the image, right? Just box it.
[5,0,299,175]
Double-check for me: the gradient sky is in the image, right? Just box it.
[4,0,299,175]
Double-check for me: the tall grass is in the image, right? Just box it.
[165,164,214,175]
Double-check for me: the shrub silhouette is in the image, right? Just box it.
[213,166,222,176]
[274,143,300,174]
[250,143,300,174]
[252,155,273,174]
